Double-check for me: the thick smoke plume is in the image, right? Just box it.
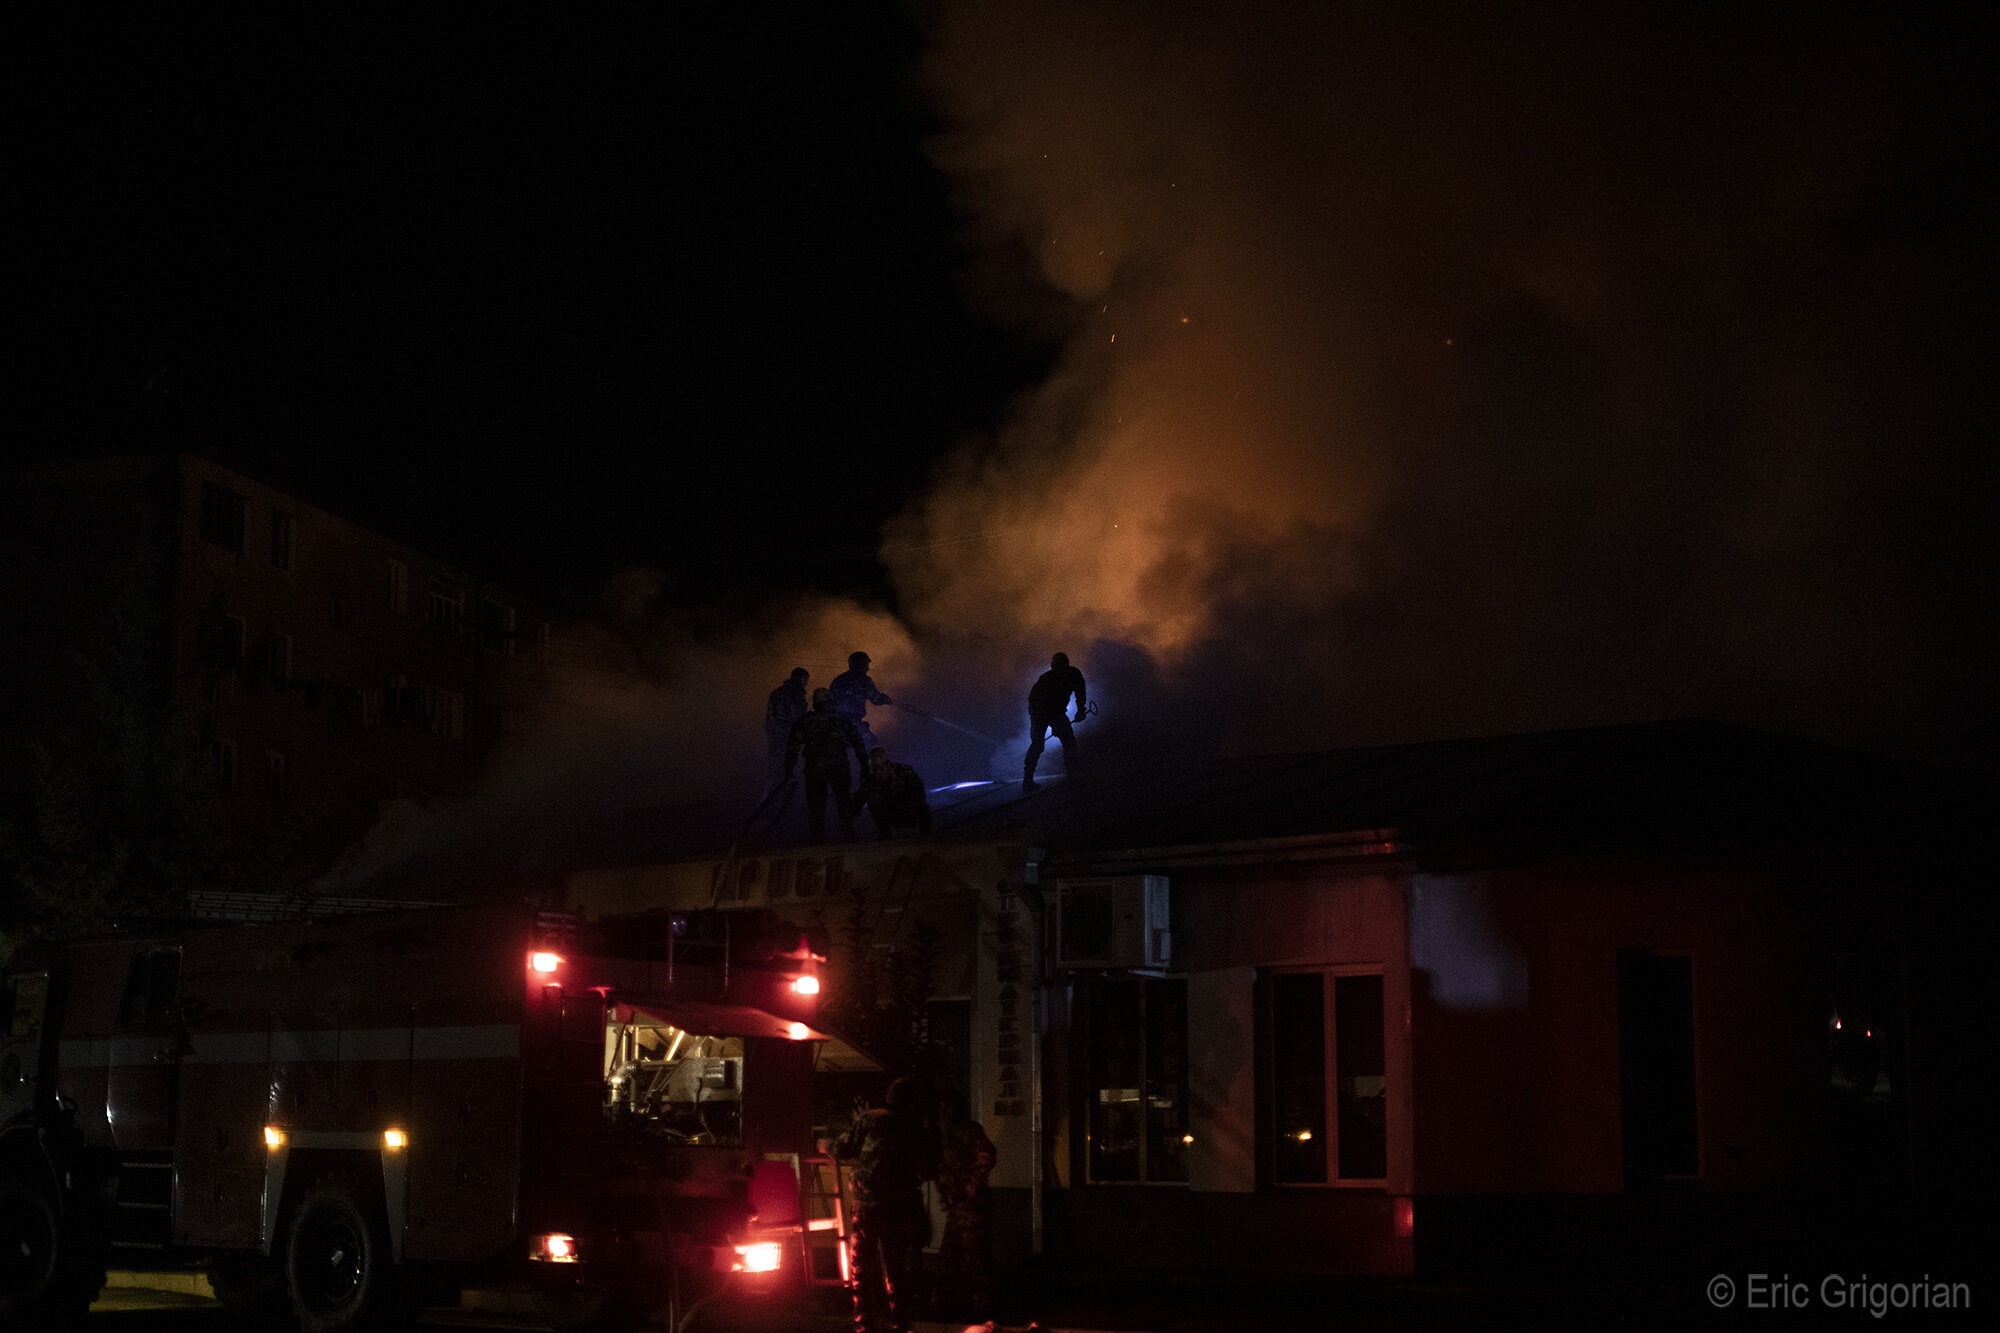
[888,0,1994,771]
[319,1,1991,894]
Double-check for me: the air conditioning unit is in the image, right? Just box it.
[1054,876,1170,970]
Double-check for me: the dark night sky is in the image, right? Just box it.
[20,3,2000,790]
[22,7,1046,599]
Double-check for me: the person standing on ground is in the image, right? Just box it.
[784,687,867,843]
[829,650,894,749]
[763,667,810,792]
[834,1079,939,1333]
[934,1089,997,1322]
[1023,651,1086,793]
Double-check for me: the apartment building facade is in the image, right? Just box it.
[3,453,554,883]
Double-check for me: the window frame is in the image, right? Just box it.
[265,628,292,684]
[1264,963,1390,1189]
[199,484,244,552]
[427,581,465,635]
[1081,974,1191,1186]
[481,598,517,655]
[119,948,183,1030]
[386,558,409,615]
[270,510,294,569]
[425,685,465,740]
[264,749,286,806]
[208,738,238,794]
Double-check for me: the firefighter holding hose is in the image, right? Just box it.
[1023,651,1086,793]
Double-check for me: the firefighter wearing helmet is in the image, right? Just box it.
[763,666,810,793]
[1023,651,1086,793]
[828,650,893,749]
[783,687,868,843]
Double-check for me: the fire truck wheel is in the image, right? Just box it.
[0,1175,104,1324]
[284,1173,403,1333]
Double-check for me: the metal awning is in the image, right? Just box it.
[617,997,830,1043]
[812,1030,886,1073]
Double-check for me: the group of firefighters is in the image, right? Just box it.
[763,650,1088,844]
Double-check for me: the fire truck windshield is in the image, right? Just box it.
[604,1015,744,1146]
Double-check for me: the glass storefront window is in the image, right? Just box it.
[1087,978,1188,1183]
[1267,969,1387,1184]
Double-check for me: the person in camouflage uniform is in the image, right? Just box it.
[933,1089,996,1321]
[828,650,893,749]
[833,1079,938,1333]
[859,748,932,840]
[764,667,810,792]
[784,687,868,843]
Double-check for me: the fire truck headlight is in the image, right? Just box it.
[791,975,820,995]
[383,1129,407,1149]
[530,951,562,974]
[733,1242,782,1273]
[532,1233,578,1263]
[264,1127,287,1150]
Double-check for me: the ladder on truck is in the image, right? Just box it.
[754,1151,852,1287]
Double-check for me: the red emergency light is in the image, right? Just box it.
[786,1022,810,1041]
[531,1232,578,1263]
[791,975,820,996]
[530,951,562,975]
[731,1242,782,1273]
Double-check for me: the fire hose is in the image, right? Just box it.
[890,699,1009,747]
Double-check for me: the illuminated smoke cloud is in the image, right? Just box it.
[314,578,920,894]
[889,1,1994,768]
[322,0,1988,897]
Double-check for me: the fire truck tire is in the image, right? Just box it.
[283,1172,405,1333]
[0,1174,105,1326]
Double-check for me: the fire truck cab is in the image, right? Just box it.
[0,903,831,1329]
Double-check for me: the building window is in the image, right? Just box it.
[265,629,292,685]
[200,483,244,552]
[385,673,417,724]
[270,511,294,569]
[427,581,465,635]
[1085,977,1189,1183]
[480,598,516,655]
[425,685,465,740]
[386,558,409,614]
[119,949,182,1029]
[358,685,383,729]
[264,751,286,805]
[1267,969,1388,1184]
[197,611,246,671]
[207,738,237,794]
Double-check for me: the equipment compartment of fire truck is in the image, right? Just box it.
[0,902,836,1330]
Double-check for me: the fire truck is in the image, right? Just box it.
[0,902,843,1329]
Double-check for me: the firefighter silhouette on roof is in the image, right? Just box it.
[763,667,810,793]
[828,650,893,749]
[859,747,932,840]
[1023,651,1086,792]
[783,687,867,843]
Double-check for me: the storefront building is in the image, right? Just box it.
[563,721,1965,1278]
